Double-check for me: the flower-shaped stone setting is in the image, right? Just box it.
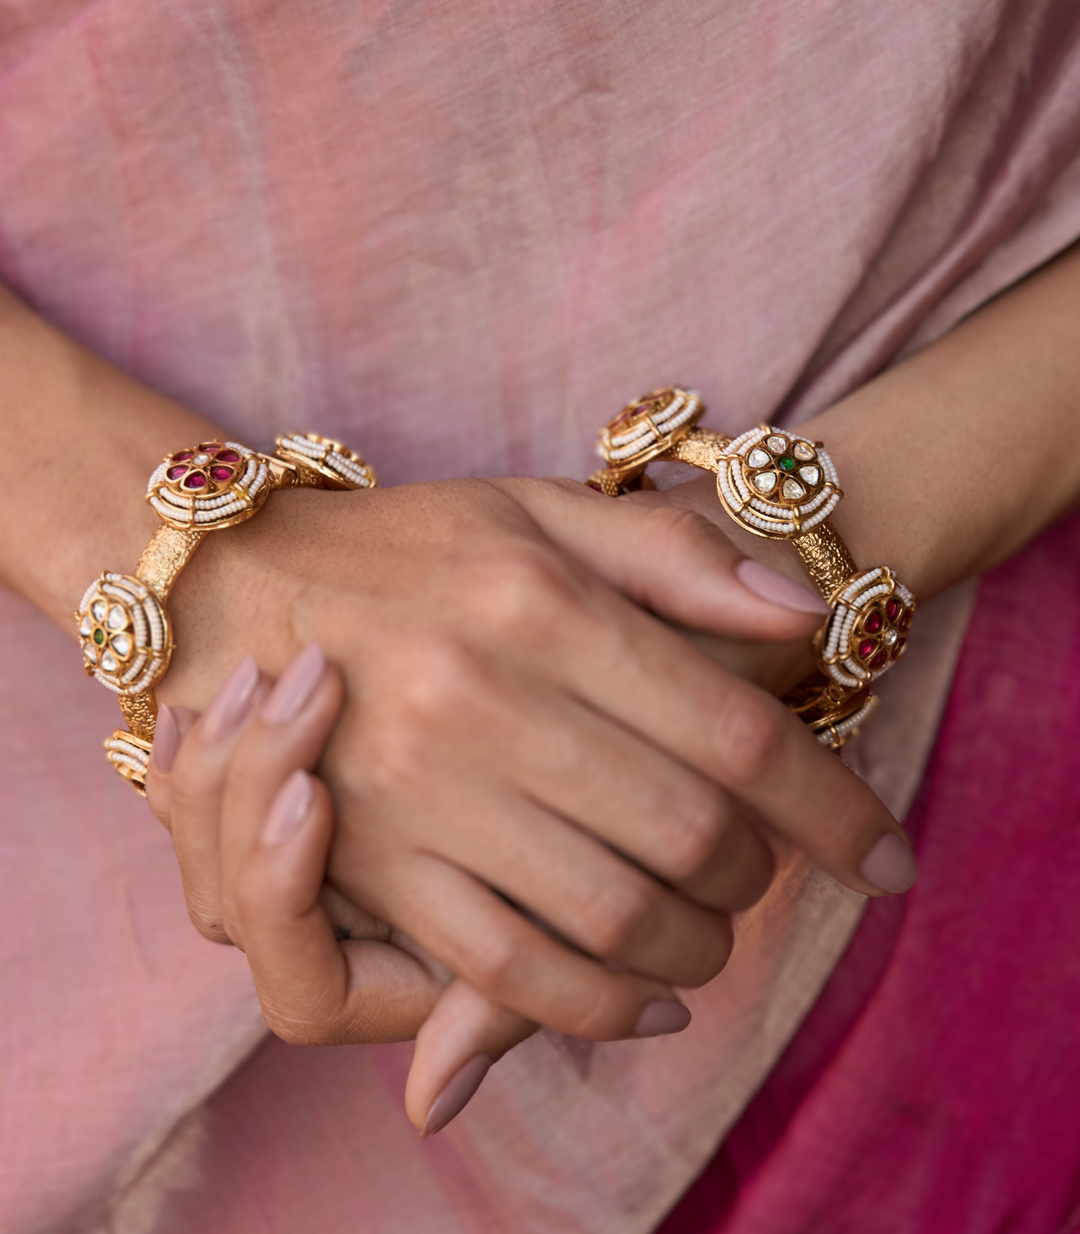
[815,566,915,690]
[717,426,842,539]
[163,442,244,494]
[597,387,704,469]
[147,439,270,530]
[77,574,172,696]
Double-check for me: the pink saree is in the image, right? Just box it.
[2,2,1080,1231]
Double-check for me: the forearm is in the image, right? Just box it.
[807,241,1080,599]
[0,283,223,630]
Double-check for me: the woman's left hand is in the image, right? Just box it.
[146,657,564,1137]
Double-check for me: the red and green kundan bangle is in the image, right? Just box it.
[77,432,374,793]
[586,387,915,749]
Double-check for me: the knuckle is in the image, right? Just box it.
[660,795,729,881]
[714,695,786,785]
[394,634,485,724]
[460,930,519,995]
[459,544,577,638]
[580,883,662,959]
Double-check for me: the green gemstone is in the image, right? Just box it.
[93,628,105,645]
[779,455,796,472]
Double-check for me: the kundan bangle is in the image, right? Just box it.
[586,387,916,749]
[77,432,374,793]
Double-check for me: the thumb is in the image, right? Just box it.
[507,476,829,640]
[406,980,537,1136]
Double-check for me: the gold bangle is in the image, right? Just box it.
[78,432,374,793]
[588,388,916,748]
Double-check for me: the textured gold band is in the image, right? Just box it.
[792,523,858,600]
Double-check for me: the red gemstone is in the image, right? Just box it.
[197,441,222,453]
[892,637,906,659]
[864,611,883,634]
[171,450,194,463]
[210,466,233,482]
[184,472,207,489]
[885,597,899,621]
[166,465,188,480]
[898,609,911,630]
[217,449,240,462]
[858,638,876,658]
[870,650,888,669]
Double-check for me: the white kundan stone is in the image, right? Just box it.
[782,478,806,500]
[754,471,778,494]
[884,628,899,646]
[793,442,815,460]
[83,644,97,664]
[747,447,771,469]
[80,615,93,636]
[798,464,821,486]
[766,435,788,454]
[112,633,133,658]
[101,650,118,673]
[92,600,106,622]
[108,605,127,630]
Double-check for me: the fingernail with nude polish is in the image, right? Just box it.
[261,643,326,725]
[203,655,260,740]
[735,559,830,615]
[422,1055,493,1137]
[151,704,180,773]
[861,833,917,895]
[634,1000,692,1038]
[261,770,313,846]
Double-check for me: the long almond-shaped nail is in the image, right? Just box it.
[151,704,180,773]
[203,655,260,740]
[634,1000,692,1037]
[735,559,830,614]
[861,833,917,895]
[261,770,313,846]
[261,643,326,725]
[422,1055,492,1137]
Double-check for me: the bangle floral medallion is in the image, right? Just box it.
[79,430,374,794]
[587,387,917,750]
[716,426,842,539]
[275,432,376,490]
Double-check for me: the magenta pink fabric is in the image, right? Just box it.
[660,507,1080,1232]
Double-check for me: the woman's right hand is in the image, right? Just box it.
[153,475,913,1044]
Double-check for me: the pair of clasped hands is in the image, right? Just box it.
[144,470,916,1137]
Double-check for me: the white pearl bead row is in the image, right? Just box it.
[606,390,701,453]
[105,737,150,778]
[816,693,879,746]
[727,426,769,456]
[278,433,326,458]
[840,567,885,604]
[277,434,374,487]
[606,403,700,462]
[326,452,373,486]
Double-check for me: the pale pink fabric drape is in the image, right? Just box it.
[3,2,1080,1231]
